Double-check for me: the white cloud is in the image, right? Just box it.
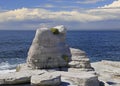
[0,0,120,29]
[87,8,120,21]
[100,0,120,8]
[0,7,119,24]
[0,8,102,23]
[87,0,120,20]
[0,6,119,24]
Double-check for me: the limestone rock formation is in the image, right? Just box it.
[0,25,100,86]
[27,25,71,69]
[69,48,94,71]
[91,60,120,86]
[16,63,32,72]
[31,72,61,86]
[0,70,45,85]
[58,71,99,86]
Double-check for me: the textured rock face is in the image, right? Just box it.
[27,25,71,69]
[0,70,45,85]
[92,60,120,86]
[0,25,100,86]
[16,63,32,72]
[69,48,94,71]
[58,71,99,86]
[31,72,61,86]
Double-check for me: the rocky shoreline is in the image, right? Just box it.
[0,25,119,86]
[1,60,119,86]
[92,60,120,86]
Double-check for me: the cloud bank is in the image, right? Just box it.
[0,0,120,30]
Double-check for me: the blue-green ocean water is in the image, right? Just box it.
[0,30,120,72]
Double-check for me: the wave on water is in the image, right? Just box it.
[0,62,17,74]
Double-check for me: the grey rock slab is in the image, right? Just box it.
[69,61,92,68]
[70,48,86,56]
[91,60,120,86]
[56,71,99,86]
[69,48,94,71]
[71,56,89,61]
[31,72,61,86]
[101,60,120,68]
[68,68,94,72]
[0,70,46,85]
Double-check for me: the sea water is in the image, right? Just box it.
[0,30,120,73]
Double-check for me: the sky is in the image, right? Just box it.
[0,0,120,30]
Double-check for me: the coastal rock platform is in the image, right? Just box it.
[0,25,100,86]
[92,60,120,86]
[0,70,99,86]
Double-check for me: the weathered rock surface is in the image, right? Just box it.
[31,72,61,86]
[58,71,99,86]
[0,25,100,86]
[27,25,71,69]
[16,63,32,72]
[69,48,94,71]
[0,70,45,85]
[91,60,120,86]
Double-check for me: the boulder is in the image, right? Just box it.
[26,25,71,69]
[0,70,45,85]
[31,72,61,86]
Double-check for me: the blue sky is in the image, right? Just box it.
[0,0,120,30]
[0,0,115,9]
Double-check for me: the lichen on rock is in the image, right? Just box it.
[50,28,60,35]
[62,55,69,62]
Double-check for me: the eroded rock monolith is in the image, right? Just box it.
[26,25,71,69]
